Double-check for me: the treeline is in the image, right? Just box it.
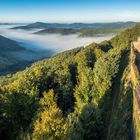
[1,24,140,140]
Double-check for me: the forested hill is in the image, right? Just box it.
[0,35,52,75]
[0,35,25,51]
[0,35,28,75]
[12,21,137,37]
[1,24,140,140]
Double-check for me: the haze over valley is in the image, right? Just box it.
[0,23,116,52]
[0,23,117,75]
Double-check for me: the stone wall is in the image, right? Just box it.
[133,37,140,53]
[131,44,140,140]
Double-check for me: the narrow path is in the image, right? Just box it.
[106,81,120,140]
[106,53,129,140]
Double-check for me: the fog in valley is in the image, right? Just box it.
[0,25,115,57]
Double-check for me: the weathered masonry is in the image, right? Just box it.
[131,38,140,140]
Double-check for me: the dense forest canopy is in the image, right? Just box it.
[1,24,140,140]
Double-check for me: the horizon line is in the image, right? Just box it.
[0,20,140,24]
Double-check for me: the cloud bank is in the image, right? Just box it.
[0,25,114,55]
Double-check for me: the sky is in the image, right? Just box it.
[0,0,140,23]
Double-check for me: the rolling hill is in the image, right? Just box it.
[12,21,137,30]
[12,21,137,37]
[34,27,128,37]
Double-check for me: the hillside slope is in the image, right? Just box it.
[0,35,50,75]
[1,24,140,140]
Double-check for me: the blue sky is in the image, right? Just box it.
[0,0,140,23]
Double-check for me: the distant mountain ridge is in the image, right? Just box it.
[12,21,137,30]
[12,21,137,37]
[0,23,25,26]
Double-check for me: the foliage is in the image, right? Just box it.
[92,49,121,106]
[0,91,38,139]
[1,24,140,139]
[69,104,103,140]
[32,90,67,140]
[74,67,94,111]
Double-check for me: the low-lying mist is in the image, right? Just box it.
[0,25,115,55]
